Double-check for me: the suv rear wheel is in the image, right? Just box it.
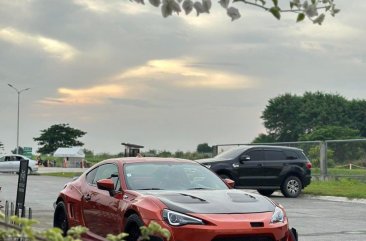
[281,176,302,198]
[257,189,275,197]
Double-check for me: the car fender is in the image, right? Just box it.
[126,195,165,224]
[58,183,84,226]
[279,165,305,183]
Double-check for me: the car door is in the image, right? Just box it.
[261,149,287,186]
[6,155,17,172]
[11,155,23,172]
[237,149,265,187]
[81,163,123,237]
[0,156,11,172]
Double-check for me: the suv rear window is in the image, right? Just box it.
[264,150,286,160]
[283,150,299,160]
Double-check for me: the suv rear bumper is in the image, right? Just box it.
[303,175,311,187]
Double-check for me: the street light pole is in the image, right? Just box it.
[8,84,30,154]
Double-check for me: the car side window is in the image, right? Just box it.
[93,163,119,189]
[284,150,299,160]
[86,167,98,185]
[0,157,4,162]
[264,150,286,161]
[245,150,264,161]
[15,156,23,161]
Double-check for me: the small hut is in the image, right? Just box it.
[121,143,144,157]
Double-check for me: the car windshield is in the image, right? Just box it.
[124,162,229,191]
[214,146,249,159]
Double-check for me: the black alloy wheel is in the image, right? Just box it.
[281,176,302,198]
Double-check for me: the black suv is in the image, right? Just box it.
[197,145,312,198]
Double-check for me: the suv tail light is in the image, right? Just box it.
[306,162,312,169]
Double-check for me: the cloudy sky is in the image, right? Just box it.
[0,0,365,155]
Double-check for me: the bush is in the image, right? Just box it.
[0,212,170,241]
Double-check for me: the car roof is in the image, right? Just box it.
[101,157,196,165]
[230,145,303,151]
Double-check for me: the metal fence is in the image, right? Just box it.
[2,200,32,223]
[213,139,366,181]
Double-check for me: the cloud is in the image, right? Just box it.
[0,27,78,61]
[39,58,258,106]
[39,84,126,105]
[73,0,150,15]
[117,58,258,90]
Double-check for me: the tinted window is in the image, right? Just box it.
[284,150,299,160]
[265,150,286,160]
[245,150,264,161]
[0,157,4,162]
[215,147,249,159]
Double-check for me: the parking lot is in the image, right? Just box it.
[1,172,366,241]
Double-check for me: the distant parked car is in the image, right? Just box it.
[0,154,39,174]
[196,145,312,198]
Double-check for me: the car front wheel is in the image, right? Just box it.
[125,214,143,241]
[53,201,69,236]
[281,176,302,198]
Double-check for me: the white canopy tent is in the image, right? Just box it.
[54,147,85,168]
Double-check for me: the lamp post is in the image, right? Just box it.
[8,84,30,154]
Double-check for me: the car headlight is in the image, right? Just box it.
[163,209,204,226]
[270,206,285,223]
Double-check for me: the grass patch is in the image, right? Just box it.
[312,167,366,176]
[41,172,83,178]
[304,178,366,199]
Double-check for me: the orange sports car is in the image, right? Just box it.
[54,157,298,241]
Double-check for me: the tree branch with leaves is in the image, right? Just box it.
[132,0,340,23]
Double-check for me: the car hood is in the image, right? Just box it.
[141,189,275,214]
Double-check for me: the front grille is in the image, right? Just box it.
[212,236,275,241]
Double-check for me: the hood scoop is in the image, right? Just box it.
[227,192,257,203]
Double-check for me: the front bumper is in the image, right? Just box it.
[144,212,297,241]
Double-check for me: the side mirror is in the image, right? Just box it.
[223,178,235,189]
[97,179,115,196]
[239,155,250,163]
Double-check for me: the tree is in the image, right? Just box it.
[133,0,339,23]
[258,92,357,142]
[252,133,276,143]
[33,124,86,155]
[11,146,24,155]
[300,125,365,164]
[196,143,213,153]
[261,93,304,141]
[299,125,361,141]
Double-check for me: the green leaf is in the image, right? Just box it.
[272,0,278,7]
[269,7,281,20]
[296,13,305,22]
